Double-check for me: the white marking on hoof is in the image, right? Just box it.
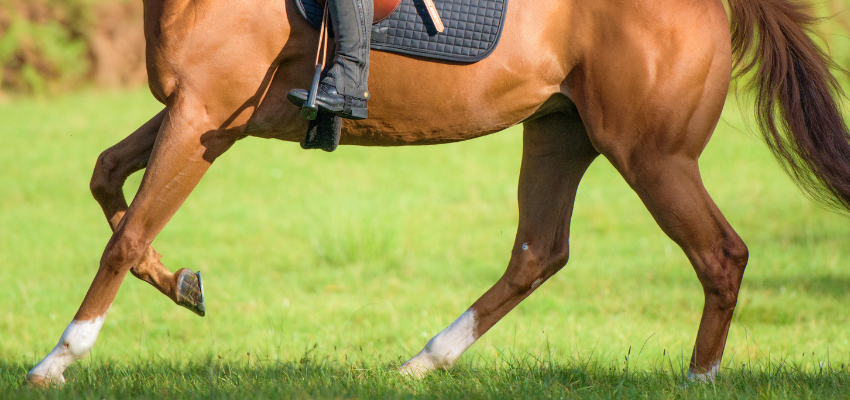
[27,316,106,385]
[400,309,478,378]
[687,362,720,382]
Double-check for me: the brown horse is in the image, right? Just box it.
[26,0,850,384]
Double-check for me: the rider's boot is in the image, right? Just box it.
[288,0,373,120]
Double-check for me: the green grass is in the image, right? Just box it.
[1,88,849,398]
[2,357,849,399]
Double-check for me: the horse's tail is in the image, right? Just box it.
[729,0,850,212]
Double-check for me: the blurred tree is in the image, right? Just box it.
[0,0,144,95]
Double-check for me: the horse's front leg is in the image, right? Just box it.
[400,112,599,377]
[89,109,205,316]
[27,97,238,385]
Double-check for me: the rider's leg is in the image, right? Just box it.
[288,0,373,119]
[323,0,372,99]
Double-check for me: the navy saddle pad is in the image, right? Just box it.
[296,0,508,63]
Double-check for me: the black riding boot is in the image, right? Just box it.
[288,0,373,120]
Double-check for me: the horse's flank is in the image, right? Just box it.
[144,0,724,146]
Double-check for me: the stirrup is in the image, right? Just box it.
[302,111,342,152]
[301,64,325,120]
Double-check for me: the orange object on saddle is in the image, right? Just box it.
[314,0,402,23]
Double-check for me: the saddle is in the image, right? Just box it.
[297,0,508,63]
[311,0,403,23]
[295,0,509,152]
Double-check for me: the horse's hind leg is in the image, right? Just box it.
[606,147,748,380]
[27,99,237,385]
[562,1,744,378]
[89,109,205,316]
[581,36,746,378]
[400,111,599,377]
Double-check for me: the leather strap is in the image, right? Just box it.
[315,5,329,68]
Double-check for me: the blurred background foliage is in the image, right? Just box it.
[1,0,850,95]
[0,0,144,95]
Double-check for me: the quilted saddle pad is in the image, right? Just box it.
[296,0,508,63]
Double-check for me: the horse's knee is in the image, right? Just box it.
[101,229,148,276]
[698,234,748,311]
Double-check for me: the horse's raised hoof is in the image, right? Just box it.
[176,269,206,317]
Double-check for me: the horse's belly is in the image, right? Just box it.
[246,56,564,145]
[244,106,527,146]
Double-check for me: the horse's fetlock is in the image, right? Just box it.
[144,246,163,263]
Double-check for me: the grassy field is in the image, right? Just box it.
[0,88,849,398]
